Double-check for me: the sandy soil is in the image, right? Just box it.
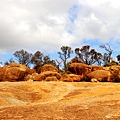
[0,81,120,120]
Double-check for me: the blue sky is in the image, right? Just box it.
[0,0,120,64]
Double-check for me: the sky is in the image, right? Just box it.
[0,0,120,63]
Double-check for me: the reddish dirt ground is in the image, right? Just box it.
[0,81,120,120]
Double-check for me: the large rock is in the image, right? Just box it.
[26,68,36,75]
[45,76,58,81]
[68,63,91,76]
[60,74,73,82]
[71,57,83,63]
[1,62,27,82]
[103,65,120,72]
[38,64,58,73]
[33,71,61,81]
[24,73,39,81]
[90,65,103,71]
[108,65,120,82]
[60,74,82,82]
[102,65,120,82]
[110,65,120,71]
[0,66,7,81]
[86,70,112,82]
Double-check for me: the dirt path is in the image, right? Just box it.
[0,82,120,119]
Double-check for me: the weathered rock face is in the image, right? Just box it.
[25,64,60,82]
[1,62,120,82]
[71,57,83,63]
[86,70,112,82]
[33,71,61,81]
[69,74,83,82]
[106,65,120,82]
[26,68,36,75]
[38,64,58,73]
[0,62,27,82]
[0,67,7,81]
[1,82,120,119]
[102,65,120,82]
[60,74,82,82]
[110,65,120,71]
[60,74,73,82]
[90,66,103,71]
[24,73,39,81]
[68,63,91,76]
[45,76,58,81]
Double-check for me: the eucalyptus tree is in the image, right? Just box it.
[13,49,33,67]
[58,46,73,71]
[75,45,102,65]
[100,44,113,65]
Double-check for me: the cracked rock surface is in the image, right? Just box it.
[0,81,120,120]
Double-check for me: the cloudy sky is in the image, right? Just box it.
[0,0,120,62]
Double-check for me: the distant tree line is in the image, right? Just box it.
[1,44,120,71]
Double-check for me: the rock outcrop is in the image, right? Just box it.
[71,57,83,63]
[45,76,58,81]
[60,74,83,82]
[24,73,39,81]
[1,82,120,119]
[39,64,58,73]
[0,62,120,82]
[86,70,112,82]
[0,67,6,81]
[0,62,27,82]
[33,71,61,81]
[91,65,103,71]
[103,65,120,82]
[26,68,36,75]
[68,63,91,76]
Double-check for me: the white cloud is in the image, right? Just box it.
[73,0,120,43]
[0,0,120,58]
[0,0,76,53]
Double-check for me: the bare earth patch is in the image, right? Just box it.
[0,81,120,120]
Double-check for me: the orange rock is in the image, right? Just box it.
[33,71,61,81]
[60,74,82,82]
[26,68,36,75]
[60,74,73,82]
[24,73,39,81]
[45,76,58,81]
[1,62,27,82]
[38,64,58,73]
[0,67,7,81]
[90,65,103,71]
[86,70,112,82]
[68,63,91,76]
[71,57,83,63]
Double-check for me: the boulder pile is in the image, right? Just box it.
[0,62,120,82]
[68,63,120,82]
